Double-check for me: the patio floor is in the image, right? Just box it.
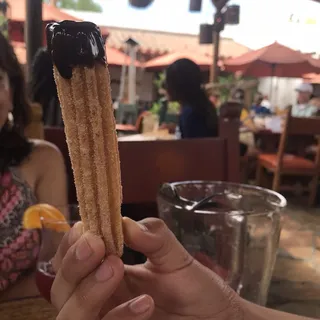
[268,203,320,318]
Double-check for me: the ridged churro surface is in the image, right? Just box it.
[54,63,123,256]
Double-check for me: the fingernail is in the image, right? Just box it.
[69,222,83,245]
[95,259,114,282]
[129,295,151,314]
[75,235,93,260]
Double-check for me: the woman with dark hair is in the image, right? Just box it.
[0,34,68,301]
[30,48,63,126]
[166,58,218,138]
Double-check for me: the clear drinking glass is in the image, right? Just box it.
[157,181,286,306]
[35,205,79,302]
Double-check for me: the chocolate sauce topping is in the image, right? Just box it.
[46,20,106,79]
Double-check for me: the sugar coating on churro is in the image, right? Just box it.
[46,21,123,256]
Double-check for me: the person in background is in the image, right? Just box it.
[310,97,320,116]
[251,93,272,117]
[166,58,218,139]
[30,48,63,127]
[225,88,257,158]
[261,94,273,112]
[0,34,68,302]
[291,83,317,117]
[209,92,220,109]
[51,218,316,320]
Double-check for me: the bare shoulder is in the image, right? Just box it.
[18,139,66,190]
[30,139,61,154]
[29,139,64,164]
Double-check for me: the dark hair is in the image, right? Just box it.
[31,48,57,112]
[0,33,32,172]
[166,58,218,131]
[231,88,245,103]
[166,58,204,105]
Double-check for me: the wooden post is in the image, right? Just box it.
[126,38,139,105]
[210,0,229,83]
[210,30,220,83]
[25,0,43,81]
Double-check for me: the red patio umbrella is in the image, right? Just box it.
[144,51,218,70]
[224,42,320,78]
[6,0,108,42]
[7,0,79,22]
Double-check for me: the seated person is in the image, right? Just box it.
[208,92,220,108]
[291,83,317,117]
[0,34,68,302]
[261,94,272,111]
[165,58,218,139]
[251,94,272,117]
[310,97,320,116]
[240,107,257,132]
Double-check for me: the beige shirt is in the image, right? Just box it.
[291,103,317,117]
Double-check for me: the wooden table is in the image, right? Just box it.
[118,131,176,141]
[116,124,137,134]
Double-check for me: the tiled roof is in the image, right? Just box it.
[106,46,142,67]
[7,0,80,22]
[144,51,213,70]
[106,26,250,59]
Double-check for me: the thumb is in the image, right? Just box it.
[122,217,192,272]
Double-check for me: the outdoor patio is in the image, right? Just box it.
[269,202,320,318]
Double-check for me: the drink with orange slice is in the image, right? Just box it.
[23,204,77,302]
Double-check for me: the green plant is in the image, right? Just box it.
[153,72,166,90]
[167,102,180,114]
[150,101,161,115]
[218,74,238,102]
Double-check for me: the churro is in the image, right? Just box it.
[46,21,123,256]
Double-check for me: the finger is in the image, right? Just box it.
[51,232,106,310]
[51,221,84,273]
[123,217,192,272]
[103,295,154,320]
[56,256,124,320]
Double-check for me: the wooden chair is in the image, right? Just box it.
[44,126,238,201]
[256,109,320,206]
[119,138,229,204]
[219,101,242,183]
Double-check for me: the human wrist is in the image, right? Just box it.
[212,295,247,320]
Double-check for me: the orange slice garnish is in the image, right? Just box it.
[23,204,70,232]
